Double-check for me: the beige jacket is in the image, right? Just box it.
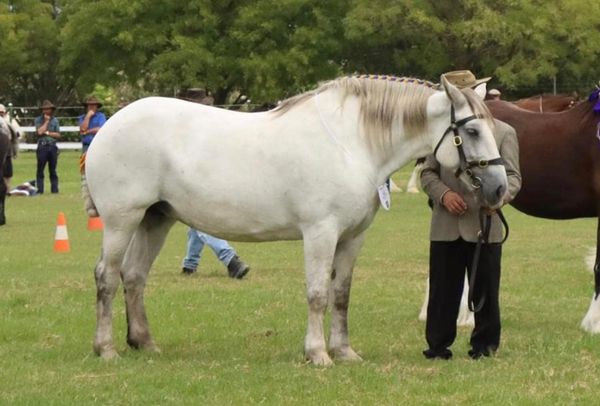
[421,119,522,243]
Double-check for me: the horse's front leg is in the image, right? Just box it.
[303,226,338,366]
[581,220,600,333]
[328,232,365,361]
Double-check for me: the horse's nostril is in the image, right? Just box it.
[496,185,506,199]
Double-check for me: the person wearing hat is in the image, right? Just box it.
[420,70,521,360]
[79,96,107,154]
[34,100,61,194]
[487,89,502,101]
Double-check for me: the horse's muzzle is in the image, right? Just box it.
[474,166,508,209]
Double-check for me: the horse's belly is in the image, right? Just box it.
[166,183,377,242]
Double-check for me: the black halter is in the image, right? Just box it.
[433,105,505,188]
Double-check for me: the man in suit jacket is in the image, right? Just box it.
[421,87,521,360]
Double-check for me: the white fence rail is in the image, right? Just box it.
[19,142,82,151]
[17,126,83,151]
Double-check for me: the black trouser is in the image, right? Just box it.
[425,238,502,354]
[36,143,59,194]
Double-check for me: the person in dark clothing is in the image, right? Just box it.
[420,71,522,360]
[34,100,61,194]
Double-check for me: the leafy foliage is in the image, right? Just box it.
[0,0,599,105]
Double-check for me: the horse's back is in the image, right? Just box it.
[487,100,598,219]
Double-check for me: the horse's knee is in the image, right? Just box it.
[307,290,329,311]
[122,270,146,292]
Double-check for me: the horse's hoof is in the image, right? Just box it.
[99,348,120,360]
[581,316,600,334]
[581,296,600,334]
[331,347,363,362]
[127,333,158,351]
[142,342,162,353]
[407,188,420,194]
[306,350,333,367]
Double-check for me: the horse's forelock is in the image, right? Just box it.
[461,88,495,129]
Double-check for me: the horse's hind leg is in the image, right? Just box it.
[328,232,365,362]
[94,210,145,359]
[303,224,338,366]
[581,219,600,333]
[121,209,175,351]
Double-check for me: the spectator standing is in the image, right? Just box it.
[34,100,60,194]
[487,89,502,101]
[79,96,107,154]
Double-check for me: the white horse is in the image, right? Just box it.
[84,74,508,365]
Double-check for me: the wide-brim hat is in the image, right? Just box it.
[82,95,103,108]
[442,70,491,89]
[488,88,501,96]
[40,100,56,110]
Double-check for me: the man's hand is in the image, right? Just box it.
[442,190,468,215]
[86,110,95,118]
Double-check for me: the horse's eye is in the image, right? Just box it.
[466,128,479,137]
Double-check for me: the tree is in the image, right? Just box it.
[59,0,350,105]
[343,0,600,96]
[0,0,66,105]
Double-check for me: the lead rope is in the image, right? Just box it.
[467,207,510,312]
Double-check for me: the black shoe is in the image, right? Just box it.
[227,256,250,279]
[181,267,196,275]
[468,347,492,360]
[423,348,452,360]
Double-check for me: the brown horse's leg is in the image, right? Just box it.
[581,218,600,333]
[121,209,175,351]
[595,219,600,299]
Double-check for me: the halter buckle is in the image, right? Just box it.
[478,160,489,168]
[453,135,463,146]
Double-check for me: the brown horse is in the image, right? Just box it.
[487,91,600,332]
[514,94,578,113]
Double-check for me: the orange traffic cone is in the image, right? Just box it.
[53,212,71,253]
[87,216,103,231]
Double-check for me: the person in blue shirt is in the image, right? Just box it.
[79,96,107,154]
[34,100,61,194]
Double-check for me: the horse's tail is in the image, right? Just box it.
[81,174,99,217]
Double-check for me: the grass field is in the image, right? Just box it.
[1,151,600,404]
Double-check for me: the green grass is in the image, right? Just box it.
[1,151,599,405]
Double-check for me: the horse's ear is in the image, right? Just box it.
[440,75,466,107]
[473,83,487,100]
